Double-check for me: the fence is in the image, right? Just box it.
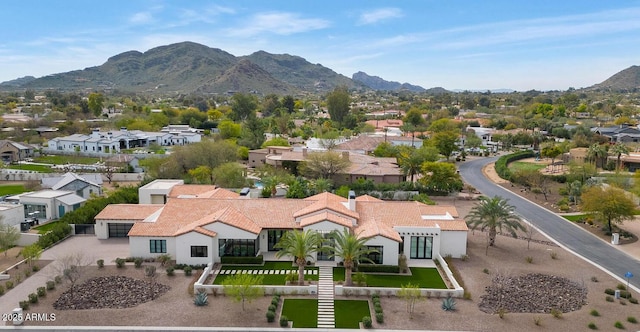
[0,170,144,182]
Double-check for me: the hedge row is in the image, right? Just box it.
[494,150,535,181]
[220,255,264,265]
[357,264,400,273]
[36,223,72,249]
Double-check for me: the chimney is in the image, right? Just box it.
[348,190,356,211]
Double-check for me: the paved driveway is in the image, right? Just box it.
[1,236,130,321]
[459,157,640,292]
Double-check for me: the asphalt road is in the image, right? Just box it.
[458,156,640,291]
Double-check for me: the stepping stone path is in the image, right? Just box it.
[317,266,335,328]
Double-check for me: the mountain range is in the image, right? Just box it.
[0,41,638,94]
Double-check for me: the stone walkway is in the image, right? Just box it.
[317,266,335,329]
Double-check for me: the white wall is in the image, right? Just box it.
[440,231,468,258]
[129,236,176,259]
[205,222,258,239]
[138,180,183,204]
[19,196,53,220]
[0,204,25,227]
[364,236,399,266]
[175,232,215,265]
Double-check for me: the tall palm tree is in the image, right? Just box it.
[587,143,607,168]
[465,196,525,254]
[325,228,377,286]
[274,229,322,285]
[610,142,630,170]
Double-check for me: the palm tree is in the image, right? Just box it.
[465,196,525,254]
[610,142,630,170]
[274,230,322,285]
[325,228,377,286]
[587,143,607,168]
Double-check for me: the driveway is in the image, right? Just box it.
[459,157,640,291]
[1,236,130,320]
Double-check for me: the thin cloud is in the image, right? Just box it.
[228,12,330,37]
[358,8,403,25]
[177,5,237,25]
[129,12,154,25]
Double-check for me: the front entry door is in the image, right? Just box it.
[317,236,334,261]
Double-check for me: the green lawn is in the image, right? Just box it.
[281,299,317,328]
[508,161,547,172]
[563,214,592,222]
[333,267,447,288]
[0,184,26,196]
[335,300,370,328]
[33,220,66,234]
[214,261,319,285]
[7,164,52,172]
[34,155,101,165]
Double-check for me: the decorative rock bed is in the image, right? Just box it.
[53,276,170,310]
[479,273,587,314]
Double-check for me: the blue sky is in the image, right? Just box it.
[1,1,640,91]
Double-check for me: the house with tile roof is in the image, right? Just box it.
[95,181,468,266]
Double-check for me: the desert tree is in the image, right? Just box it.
[300,151,351,180]
[222,273,264,311]
[0,220,19,257]
[52,251,92,299]
[581,185,635,233]
[398,283,422,318]
[21,243,42,266]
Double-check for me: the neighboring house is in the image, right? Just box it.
[137,179,184,204]
[46,127,202,154]
[40,172,103,198]
[0,140,33,163]
[105,154,143,173]
[13,190,86,220]
[591,125,640,143]
[95,182,467,265]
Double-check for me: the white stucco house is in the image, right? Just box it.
[40,172,103,199]
[11,190,86,221]
[0,203,26,228]
[95,181,468,266]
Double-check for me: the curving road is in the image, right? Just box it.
[459,157,640,291]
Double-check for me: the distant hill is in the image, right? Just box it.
[0,42,362,95]
[352,71,426,92]
[0,76,36,87]
[591,65,640,92]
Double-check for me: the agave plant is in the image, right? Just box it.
[441,296,456,311]
[194,290,209,306]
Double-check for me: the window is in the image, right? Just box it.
[218,239,257,257]
[150,239,166,253]
[364,246,383,264]
[410,236,433,259]
[191,246,208,257]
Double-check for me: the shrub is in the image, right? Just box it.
[357,264,400,273]
[166,266,175,276]
[463,290,472,300]
[533,316,542,326]
[184,266,193,276]
[617,283,627,290]
[156,254,172,266]
[441,296,457,311]
[374,303,383,314]
[591,276,598,282]
[24,270,31,277]
[375,312,384,323]
[353,272,367,286]
[193,290,208,306]
[606,296,614,302]
[614,321,624,329]
[266,310,276,323]
[19,301,29,310]
[5,281,13,289]
[628,316,638,324]
[605,288,615,295]
[134,257,143,268]
[32,265,40,272]
[279,315,289,327]
[362,316,372,328]
[497,308,507,319]
[587,322,597,330]
[525,256,534,264]
[620,290,632,299]
[271,297,279,306]
[629,298,638,304]
[483,268,489,274]
[15,274,22,284]
[46,281,55,291]
[97,259,104,268]
[550,308,562,319]
[590,309,600,316]
[28,293,38,304]
[37,286,46,297]
[54,275,62,284]
[220,255,264,265]
[115,258,126,268]
[0,284,4,296]
[267,304,276,312]
[550,252,558,259]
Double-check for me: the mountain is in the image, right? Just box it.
[352,71,425,92]
[591,65,640,91]
[0,76,36,87]
[2,42,358,95]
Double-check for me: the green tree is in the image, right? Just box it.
[301,151,351,179]
[218,120,242,139]
[282,95,295,113]
[239,116,266,149]
[464,131,483,150]
[274,229,322,285]
[587,143,608,168]
[230,93,258,121]
[0,221,19,257]
[21,243,42,267]
[465,196,525,253]
[325,228,377,286]
[610,142,630,170]
[419,162,463,193]
[403,108,427,146]
[188,165,213,184]
[430,131,459,161]
[212,162,248,188]
[397,146,440,182]
[326,86,351,124]
[398,283,422,318]
[222,273,264,311]
[261,137,290,148]
[87,92,104,116]
[541,144,563,172]
[428,118,459,133]
[310,178,332,194]
[373,142,399,157]
[581,186,635,232]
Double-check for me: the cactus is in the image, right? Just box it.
[441,296,457,311]
[194,290,208,306]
